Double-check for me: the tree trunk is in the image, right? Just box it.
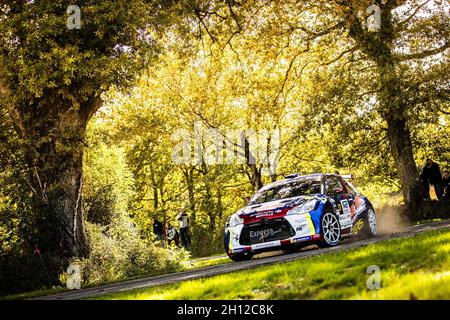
[376,55,422,216]
[20,105,92,281]
[217,188,223,220]
[243,137,263,191]
[150,169,158,210]
[346,3,423,215]
[384,113,422,215]
[182,166,196,221]
[35,151,89,259]
[248,163,263,192]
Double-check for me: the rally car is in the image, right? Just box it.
[224,173,377,261]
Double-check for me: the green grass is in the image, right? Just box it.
[415,218,442,225]
[96,229,450,300]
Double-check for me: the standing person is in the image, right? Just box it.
[443,170,450,200]
[421,159,444,200]
[152,217,163,241]
[166,223,180,247]
[177,208,191,249]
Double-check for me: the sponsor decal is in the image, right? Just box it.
[352,219,364,232]
[249,227,283,240]
[252,211,275,219]
[339,199,352,229]
[251,241,280,250]
[340,199,351,215]
[292,236,312,242]
[295,221,311,232]
[232,248,244,253]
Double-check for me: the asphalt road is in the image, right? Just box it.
[35,219,450,300]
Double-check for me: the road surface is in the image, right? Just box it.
[35,219,450,300]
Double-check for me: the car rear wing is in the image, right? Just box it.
[340,174,354,180]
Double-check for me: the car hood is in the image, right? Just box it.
[238,195,320,217]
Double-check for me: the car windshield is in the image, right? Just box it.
[250,178,322,204]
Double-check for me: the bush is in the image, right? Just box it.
[70,216,190,286]
[190,221,226,258]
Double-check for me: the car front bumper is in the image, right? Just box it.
[227,212,322,254]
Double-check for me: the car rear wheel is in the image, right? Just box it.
[362,207,377,238]
[318,210,341,248]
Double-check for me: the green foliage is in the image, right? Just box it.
[0,0,184,279]
[62,120,192,286]
[0,0,163,103]
[83,128,135,225]
[70,218,190,286]
[0,207,21,255]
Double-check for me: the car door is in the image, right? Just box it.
[324,175,352,231]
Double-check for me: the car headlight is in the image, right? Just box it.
[287,201,317,215]
[229,214,244,227]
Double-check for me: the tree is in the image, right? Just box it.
[201,0,449,215]
[0,0,173,275]
[336,0,448,214]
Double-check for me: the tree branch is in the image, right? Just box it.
[396,0,431,28]
[226,0,242,33]
[321,45,359,66]
[398,40,449,61]
[274,44,310,107]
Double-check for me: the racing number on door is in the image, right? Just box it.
[339,199,352,229]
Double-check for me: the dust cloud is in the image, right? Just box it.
[375,205,410,235]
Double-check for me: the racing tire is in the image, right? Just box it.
[317,209,341,248]
[282,244,302,254]
[361,207,377,238]
[227,252,253,262]
[224,230,253,262]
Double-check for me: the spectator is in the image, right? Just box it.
[177,208,191,249]
[421,159,444,200]
[166,223,180,247]
[152,217,163,241]
[443,170,450,200]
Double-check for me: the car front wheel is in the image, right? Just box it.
[224,230,253,261]
[318,210,341,248]
[227,252,253,262]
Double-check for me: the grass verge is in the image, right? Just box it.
[96,228,450,300]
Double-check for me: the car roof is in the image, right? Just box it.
[258,173,326,192]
